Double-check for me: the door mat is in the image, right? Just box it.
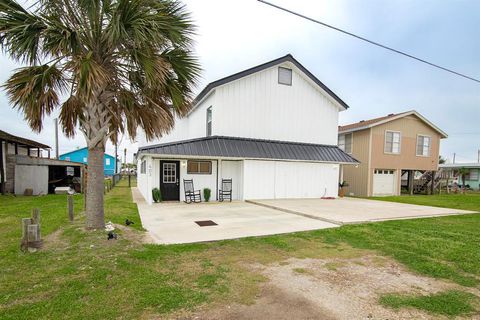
[195,220,218,227]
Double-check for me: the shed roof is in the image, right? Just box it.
[139,136,359,164]
[0,130,50,149]
[59,147,116,159]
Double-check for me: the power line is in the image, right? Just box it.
[257,0,480,84]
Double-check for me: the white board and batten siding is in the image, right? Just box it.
[243,160,340,199]
[220,160,243,200]
[138,61,342,148]
[214,62,340,145]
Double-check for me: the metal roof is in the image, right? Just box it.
[440,163,480,169]
[192,54,349,110]
[139,136,359,164]
[0,130,50,149]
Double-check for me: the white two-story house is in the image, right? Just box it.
[137,54,358,204]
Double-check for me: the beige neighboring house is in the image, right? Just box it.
[338,111,448,197]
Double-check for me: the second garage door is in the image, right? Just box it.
[373,169,397,196]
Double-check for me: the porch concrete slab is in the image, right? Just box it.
[247,197,476,225]
[132,188,338,244]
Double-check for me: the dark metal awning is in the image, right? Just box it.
[139,136,359,164]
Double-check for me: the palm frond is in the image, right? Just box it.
[3,63,67,131]
[59,95,85,137]
[0,0,47,63]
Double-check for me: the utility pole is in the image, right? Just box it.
[124,148,127,170]
[478,149,479,163]
[54,118,59,158]
[453,153,456,164]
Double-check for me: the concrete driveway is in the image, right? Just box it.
[132,188,337,244]
[248,197,476,225]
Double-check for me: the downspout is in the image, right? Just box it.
[0,140,4,195]
[215,159,219,201]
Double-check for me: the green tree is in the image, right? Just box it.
[457,167,469,194]
[0,0,200,228]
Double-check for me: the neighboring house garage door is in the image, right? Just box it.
[373,169,397,196]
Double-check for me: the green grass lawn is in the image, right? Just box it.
[370,192,480,212]
[0,185,479,318]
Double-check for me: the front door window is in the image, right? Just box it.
[163,163,176,183]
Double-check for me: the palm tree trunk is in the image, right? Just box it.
[85,145,105,229]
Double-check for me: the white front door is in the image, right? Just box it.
[373,169,396,196]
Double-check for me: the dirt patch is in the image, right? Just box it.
[190,255,479,320]
[180,284,336,320]
[42,228,65,250]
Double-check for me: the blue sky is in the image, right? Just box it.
[1,0,479,162]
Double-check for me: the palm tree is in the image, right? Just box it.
[0,0,200,228]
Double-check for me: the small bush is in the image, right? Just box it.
[203,188,211,202]
[152,188,162,203]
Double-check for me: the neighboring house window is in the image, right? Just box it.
[106,158,111,165]
[187,160,212,174]
[83,157,87,163]
[469,169,479,181]
[278,67,292,85]
[206,106,212,137]
[65,156,70,161]
[384,131,401,154]
[140,160,146,174]
[338,133,352,154]
[416,135,431,156]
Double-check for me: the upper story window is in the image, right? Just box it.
[384,131,401,154]
[416,135,431,157]
[338,133,352,154]
[65,156,70,161]
[278,67,292,86]
[206,106,212,136]
[106,158,111,166]
[83,157,87,163]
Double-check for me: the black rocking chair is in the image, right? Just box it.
[219,179,232,202]
[184,179,201,203]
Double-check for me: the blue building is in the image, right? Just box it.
[59,147,119,176]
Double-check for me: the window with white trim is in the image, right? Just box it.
[338,133,352,154]
[106,158,111,165]
[468,169,479,181]
[416,135,431,156]
[385,131,401,154]
[206,106,212,137]
[83,157,87,163]
[140,160,146,174]
[278,67,292,85]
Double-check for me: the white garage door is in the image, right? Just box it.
[243,160,339,199]
[373,169,396,196]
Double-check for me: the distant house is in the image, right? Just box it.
[0,130,84,195]
[439,163,480,190]
[59,147,119,176]
[338,111,448,196]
